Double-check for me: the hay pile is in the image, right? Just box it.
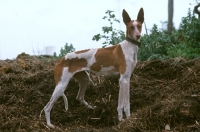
[0,53,200,131]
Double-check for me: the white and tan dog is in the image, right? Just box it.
[44,8,144,128]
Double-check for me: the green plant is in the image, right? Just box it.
[92,8,200,61]
[167,43,200,59]
[138,24,173,60]
[177,9,200,47]
[166,9,200,59]
[54,43,75,58]
[92,10,125,48]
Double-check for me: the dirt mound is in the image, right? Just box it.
[0,54,200,131]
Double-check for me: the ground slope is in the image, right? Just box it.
[0,53,200,131]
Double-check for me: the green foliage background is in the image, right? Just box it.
[93,9,200,61]
[54,43,75,58]
[92,10,125,48]
[55,9,200,61]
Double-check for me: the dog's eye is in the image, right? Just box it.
[137,25,141,29]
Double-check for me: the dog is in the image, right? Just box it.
[44,8,144,128]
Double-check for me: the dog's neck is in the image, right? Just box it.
[125,37,141,47]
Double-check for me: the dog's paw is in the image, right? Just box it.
[47,123,55,129]
[64,106,68,112]
[87,105,96,109]
[118,115,124,122]
[119,118,125,122]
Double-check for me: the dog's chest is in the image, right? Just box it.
[121,44,138,73]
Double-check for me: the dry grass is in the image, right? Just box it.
[1,53,200,131]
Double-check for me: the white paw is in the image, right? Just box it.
[118,117,124,122]
[126,115,130,119]
[87,105,96,109]
[64,107,68,111]
[47,123,55,129]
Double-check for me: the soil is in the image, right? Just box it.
[1,53,200,131]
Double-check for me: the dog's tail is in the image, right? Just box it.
[62,93,68,111]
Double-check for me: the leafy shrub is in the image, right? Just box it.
[92,9,200,60]
[139,9,200,60]
[167,43,200,59]
[54,43,75,58]
[177,9,200,47]
[138,25,173,60]
[166,9,200,59]
[92,10,125,48]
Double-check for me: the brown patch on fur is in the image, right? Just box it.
[90,45,126,74]
[126,20,142,36]
[75,49,90,54]
[126,20,134,37]
[136,20,142,32]
[126,20,142,37]
[54,57,87,85]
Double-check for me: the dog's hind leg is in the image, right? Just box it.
[73,71,96,109]
[44,68,73,128]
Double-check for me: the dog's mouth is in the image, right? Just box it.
[133,36,140,42]
[136,35,141,41]
[135,38,140,41]
[128,35,141,42]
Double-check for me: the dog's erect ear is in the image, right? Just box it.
[137,8,144,24]
[122,9,131,25]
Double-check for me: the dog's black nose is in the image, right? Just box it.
[136,35,141,39]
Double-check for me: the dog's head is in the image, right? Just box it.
[122,8,144,41]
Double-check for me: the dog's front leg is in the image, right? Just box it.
[117,75,130,121]
[123,79,130,119]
